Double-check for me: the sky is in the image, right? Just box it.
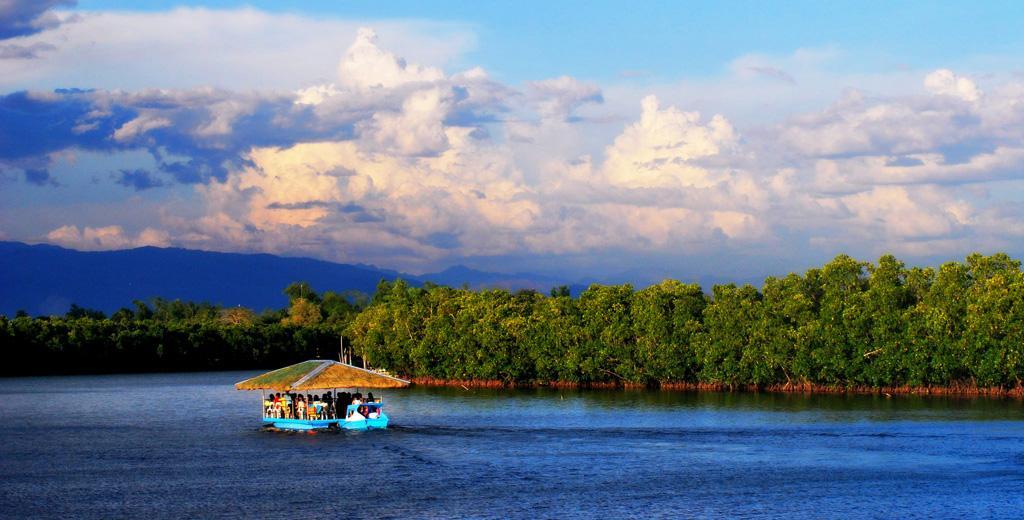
[3,1,1024,284]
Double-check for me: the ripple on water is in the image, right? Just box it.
[0,372,1023,518]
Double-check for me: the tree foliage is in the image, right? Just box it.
[282,298,323,326]
[0,289,367,376]
[5,253,1024,389]
[347,253,1024,389]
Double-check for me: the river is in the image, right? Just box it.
[0,371,1022,518]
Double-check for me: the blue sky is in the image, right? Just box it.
[74,0,1024,82]
[3,1,1024,284]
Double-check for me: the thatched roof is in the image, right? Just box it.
[235,360,411,391]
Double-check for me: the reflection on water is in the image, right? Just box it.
[0,372,1022,518]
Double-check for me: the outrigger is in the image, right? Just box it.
[235,359,410,431]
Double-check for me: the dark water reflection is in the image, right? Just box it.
[1,372,1022,518]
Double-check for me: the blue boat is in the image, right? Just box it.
[236,359,410,431]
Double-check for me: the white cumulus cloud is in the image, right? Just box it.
[12,15,1024,278]
[46,225,170,250]
[924,68,981,102]
[604,95,735,189]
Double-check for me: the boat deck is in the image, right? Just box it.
[262,415,389,431]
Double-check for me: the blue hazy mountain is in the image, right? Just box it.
[0,241,416,316]
[421,264,586,295]
[0,242,582,316]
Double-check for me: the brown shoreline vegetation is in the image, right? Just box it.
[409,377,1024,399]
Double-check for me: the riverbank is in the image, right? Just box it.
[5,365,1020,399]
[408,377,1024,398]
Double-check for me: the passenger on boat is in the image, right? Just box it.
[366,392,375,403]
[306,397,317,420]
[335,393,349,419]
[282,393,293,419]
[322,392,334,419]
[271,393,282,419]
[346,406,364,420]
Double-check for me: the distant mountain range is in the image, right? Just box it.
[418,264,586,295]
[0,242,584,316]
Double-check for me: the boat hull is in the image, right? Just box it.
[342,414,389,431]
[262,414,389,431]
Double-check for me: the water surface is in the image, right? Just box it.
[1,372,1022,518]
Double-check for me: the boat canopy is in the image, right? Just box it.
[235,360,411,391]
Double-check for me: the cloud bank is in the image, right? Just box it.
[0,0,74,40]
[4,8,1024,281]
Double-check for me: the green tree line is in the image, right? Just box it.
[349,253,1024,389]
[3,253,1024,390]
[0,283,362,375]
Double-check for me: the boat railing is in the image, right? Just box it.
[260,396,384,421]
